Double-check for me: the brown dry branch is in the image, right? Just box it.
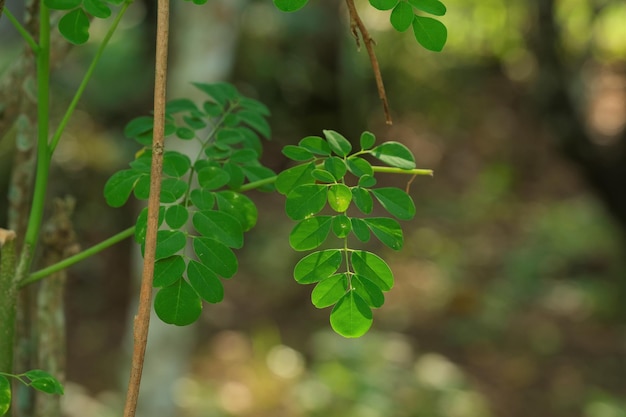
[122,0,170,415]
[345,0,392,125]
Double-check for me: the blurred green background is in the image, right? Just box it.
[1,0,626,416]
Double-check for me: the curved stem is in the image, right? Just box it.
[3,7,39,52]
[17,1,51,281]
[345,0,392,125]
[48,1,132,154]
[19,226,135,288]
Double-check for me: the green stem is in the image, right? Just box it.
[17,1,51,280]
[49,1,132,154]
[371,166,433,175]
[20,226,135,288]
[0,233,18,374]
[3,7,39,52]
[237,165,433,192]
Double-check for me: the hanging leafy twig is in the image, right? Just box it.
[345,0,392,125]
[122,0,169,415]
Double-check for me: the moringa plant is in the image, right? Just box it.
[0,0,447,415]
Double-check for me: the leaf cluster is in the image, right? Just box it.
[45,0,126,44]
[369,0,447,51]
[104,83,273,326]
[278,130,417,337]
[0,370,64,416]
[272,0,447,52]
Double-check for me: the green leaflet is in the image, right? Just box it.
[412,15,447,52]
[193,210,244,249]
[285,184,327,220]
[187,260,224,303]
[312,274,348,308]
[371,187,416,220]
[328,184,352,212]
[323,130,352,157]
[289,216,333,251]
[193,237,238,278]
[294,249,343,284]
[155,230,186,260]
[154,279,202,326]
[330,292,373,338]
[103,169,142,207]
[275,162,316,195]
[273,0,309,12]
[25,370,64,395]
[364,217,404,250]
[351,251,394,291]
[153,256,186,288]
[370,142,416,169]
[58,8,90,45]
[0,375,10,416]
[390,1,414,32]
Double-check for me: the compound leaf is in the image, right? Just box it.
[330,292,373,338]
[154,279,202,326]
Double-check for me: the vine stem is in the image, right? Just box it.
[20,226,135,288]
[345,0,392,125]
[2,7,39,52]
[49,0,132,154]
[122,0,169,414]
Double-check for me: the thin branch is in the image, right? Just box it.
[20,226,135,287]
[3,7,39,53]
[345,0,392,125]
[122,0,169,414]
[49,1,132,154]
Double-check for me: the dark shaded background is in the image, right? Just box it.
[1,0,625,416]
